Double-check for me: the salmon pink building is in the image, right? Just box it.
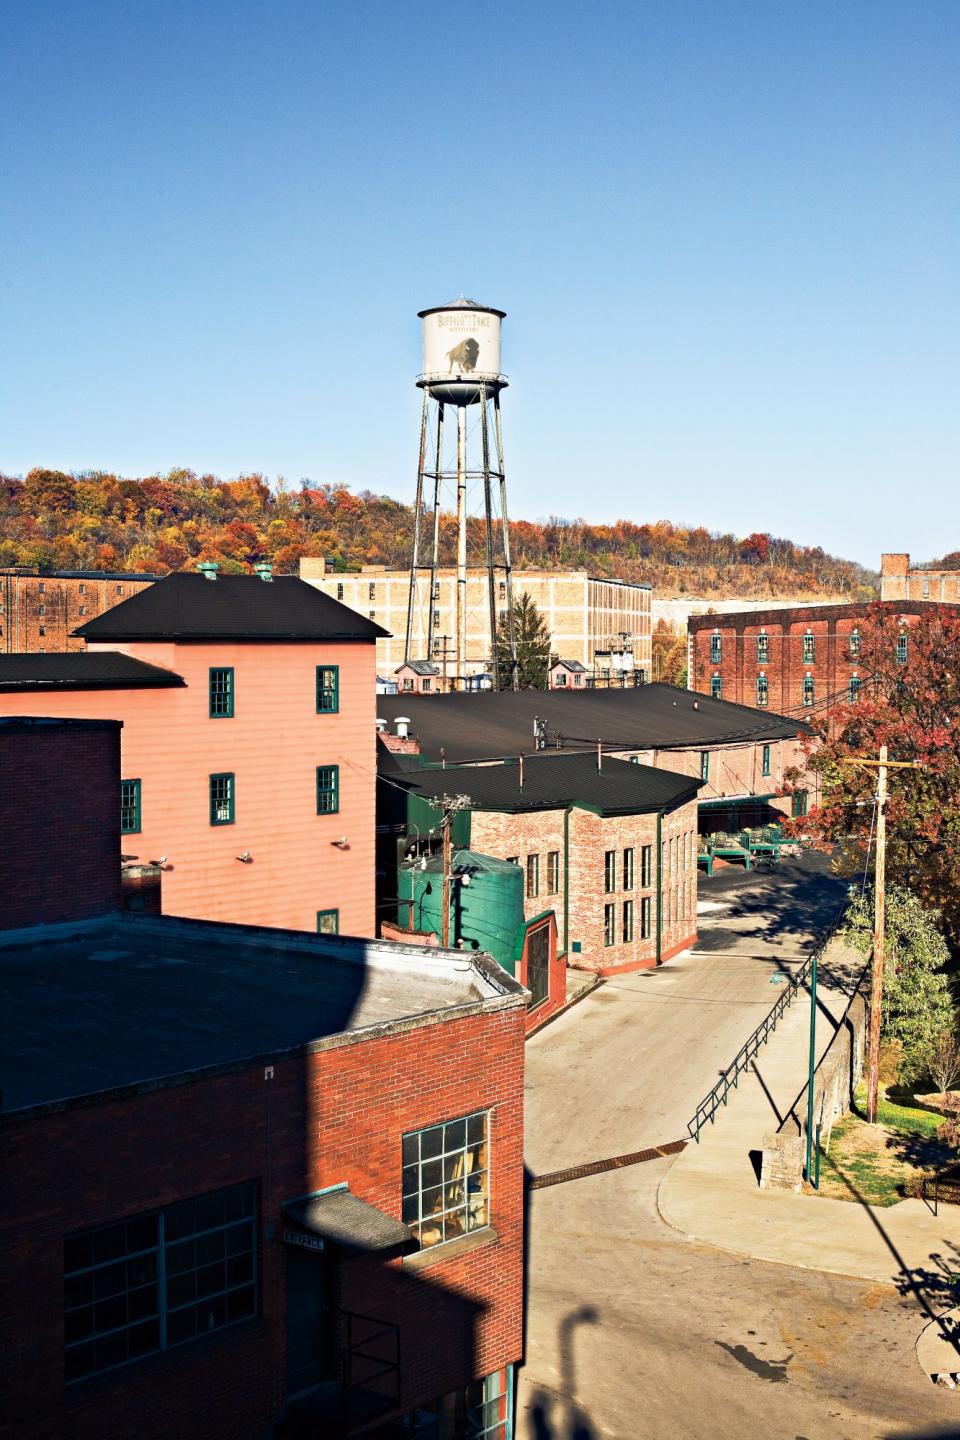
[0,568,386,935]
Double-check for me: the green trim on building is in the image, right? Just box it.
[316,765,340,815]
[316,908,339,934]
[120,778,141,835]
[209,772,235,825]
[316,665,339,714]
[208,666,234,718]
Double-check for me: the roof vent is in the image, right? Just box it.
[376,717,386,732]
[254,562,273,583]
[197,562,219,581]
[396,716,411,739]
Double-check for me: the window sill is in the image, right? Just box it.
[402,1225,498,1272]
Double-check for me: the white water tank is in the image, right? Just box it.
[418,297,506,405]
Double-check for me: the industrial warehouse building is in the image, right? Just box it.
[301,558,652,687]
[0,716,525,1440]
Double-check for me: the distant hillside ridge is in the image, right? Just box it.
[0,468,877,600]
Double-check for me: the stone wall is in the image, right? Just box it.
[759,939,869,1191]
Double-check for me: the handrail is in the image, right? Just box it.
[686,909,845,1144]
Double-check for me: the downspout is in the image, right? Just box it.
[656,809,663,965]
[563,805,571,956]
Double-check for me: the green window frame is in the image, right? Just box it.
[791,789,809,819]
[208,667,234,718]
[699,751,710,782]
[640,845,652,887]
[623,847,634,889]
[526,854,540,899]
[803,675,815,707]
[710,634,722,664]
[711,674,722,700]
[641,895,652,940]
[761,744,771,778]
[316,765,340,815]
[63,1183,257,1383]
[603,902,616,947]
[803,633,816,663]
[849,675,861,703]
[622,899,634,944]
[756,634,769,664]
[896,634,908,665]
[316,665,340,714]
[120,778,141,835]
[757,674,768,707]
[849,629,861,658]
[209,772,235,825]
[316,909,339,935]
[546,850,560,895]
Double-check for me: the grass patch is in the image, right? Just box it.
[814,1084,953,1207]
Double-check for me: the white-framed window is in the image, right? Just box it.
[401,1112,489,1249]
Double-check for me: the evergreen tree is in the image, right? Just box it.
[495,591,552,690]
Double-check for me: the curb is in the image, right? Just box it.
[526,974,604,1038]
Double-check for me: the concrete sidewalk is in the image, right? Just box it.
[657,943,960,1292]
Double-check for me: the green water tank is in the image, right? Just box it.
[397,850,525,974]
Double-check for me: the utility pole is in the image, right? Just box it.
[436,793,472,949]
[842,747,922,1124]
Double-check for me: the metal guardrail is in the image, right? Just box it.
[686,914,843,1144]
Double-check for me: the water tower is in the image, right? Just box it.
[404,298,518,690]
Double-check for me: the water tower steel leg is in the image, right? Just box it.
[456,405,468,688]
[493,391,519,690]
[480,387,499,689]
[405,389,430,663]
[427,401,444,665]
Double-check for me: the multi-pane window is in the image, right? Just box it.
[699,751,710,782]
[209,773,235,825]
[604,850,616,892]
[63,1184,257,1383]
[38,604,45,615]
[710,633,722,664]
[802,633,815,663]
[896,634,908,665]
[368,582,376,601]
[761,744,771,778]
[849,629,861,658]
[316,765,340,815]
[546,851,560,895]
[711,674,722,700]
[603,902,616,946]
[336,583,344,600]
[623,899,634,943]
[526,854,540,899]
[623,847,634,889]
[401,1112,489,1249]
[849,675,861,703]
[120,779,141,835]
[756,634,769,664]
[791,789,809,819]
[640,845,652,887]
[922,579,930,599]
[208,667,234,718]
[641,896,652,940]
[803,675,815,707]
[757,674,769,707]
[316,665,339,713]
[526,923,550,1010]
[464,1371,509,1440]
[317,909,339,935]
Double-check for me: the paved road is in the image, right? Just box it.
[519,853,957,1439]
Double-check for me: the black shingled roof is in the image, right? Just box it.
[391,752,702,816]
[0,652,186,692]
[375,683,806,763]
[74,572,390,642]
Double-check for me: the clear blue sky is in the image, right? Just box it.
[2,1,957,567]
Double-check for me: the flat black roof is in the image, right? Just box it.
[0,914,524,1115]
[375,683,806,763]
[393,752,701,816]
[687,599,952,630]
[74,572,390,642]
[0,652,185,692]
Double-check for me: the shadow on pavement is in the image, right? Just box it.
[527,1305,598,1440]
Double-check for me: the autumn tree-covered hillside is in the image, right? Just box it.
[0,468,877,599]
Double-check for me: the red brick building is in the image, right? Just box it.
[0,717,526,1440]
[880,552,960,602]
[0,567,157,653]
[687,601,937,718]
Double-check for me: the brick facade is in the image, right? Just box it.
[880,552,960,603]
[1,1002,525,1440]
[470,795,699,976]
[0,570,156,653]
[687,601,939,720]
[0,717,121,929]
